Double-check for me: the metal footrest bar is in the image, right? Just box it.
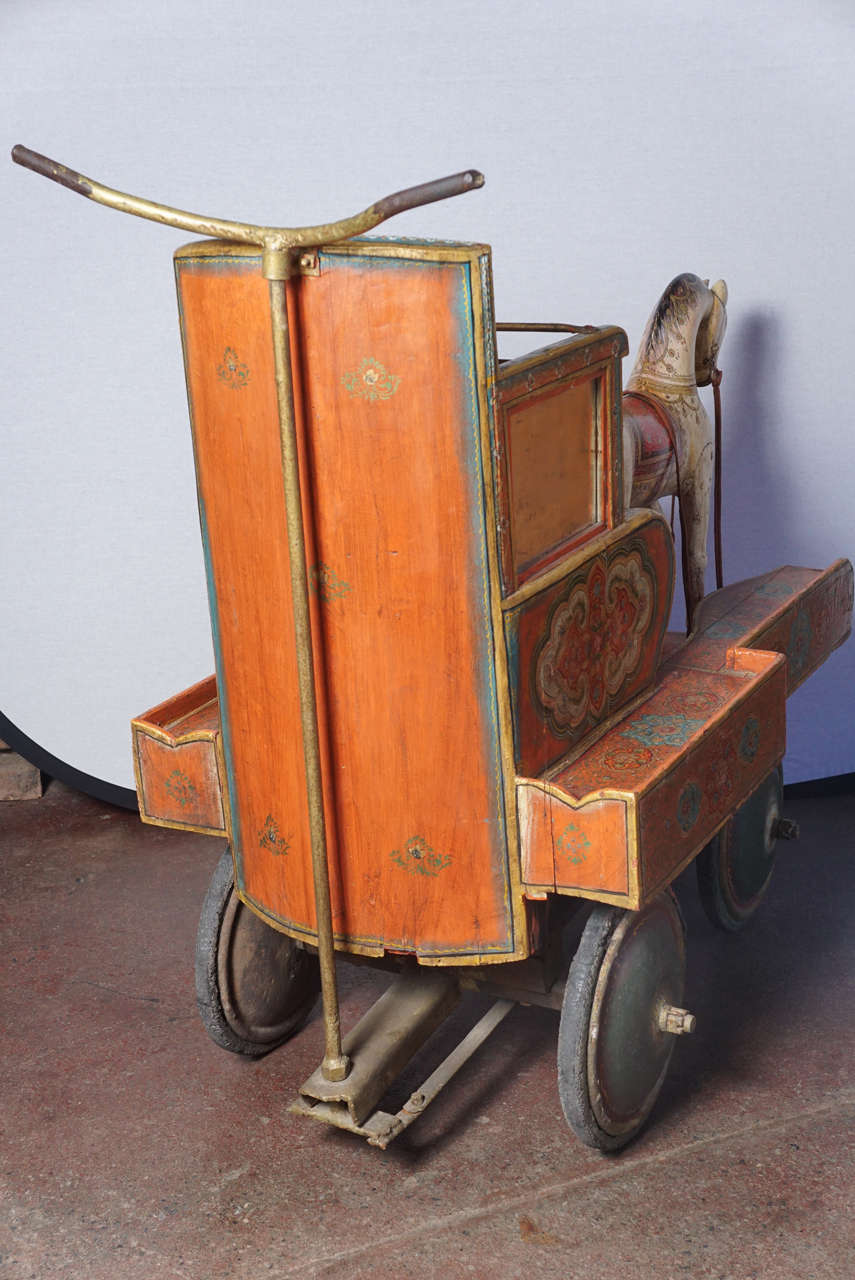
[289,998,514,1149]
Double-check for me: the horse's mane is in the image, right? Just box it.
[643,273,704,365]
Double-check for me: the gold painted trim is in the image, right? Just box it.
[524,883,633,909]
[130,718,219,749]
[214,732,234,840]
[497,326,627,382]
[130,724,146,816]
[233,886,526,967]
[174,236,493,266]
[162,695,218,729]
[138,812,228,838]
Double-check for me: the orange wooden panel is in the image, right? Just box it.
[176,251,322,938]
[518,783,630,898]
[175,242,517,961]
[134,733,225,833]
[294,248,513,958]
[506,378,600,578]
[132,675,226,834]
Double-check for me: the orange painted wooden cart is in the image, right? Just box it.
[13,146,854,1151]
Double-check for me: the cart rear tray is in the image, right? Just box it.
[132,675,228,836]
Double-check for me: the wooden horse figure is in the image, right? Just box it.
[622,273,728,631]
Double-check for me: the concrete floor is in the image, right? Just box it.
[1,780,853,1279]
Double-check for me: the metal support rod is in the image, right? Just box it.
[267,268,349,1083]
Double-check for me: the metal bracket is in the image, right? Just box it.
[297,250,320,276]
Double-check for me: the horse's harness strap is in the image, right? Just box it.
[712,366,724,592]
[626,379,725,622]
[624,388,691,622]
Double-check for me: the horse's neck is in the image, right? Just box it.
[627,280,712,394]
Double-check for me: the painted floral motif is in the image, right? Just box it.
[310,563,352,603]
[661,688,724,716]
[165,768,197,809]
[787,610,812,679]
[258,814,290,856]
[556,822,590,866]
[342,357,400,403]
[739,716,761,763]
[535,551,654,735]
[602,744,654,773]
[621,713,704,748]
[390,835,451,877]
[677,782,701,832]
[217,346,250,390]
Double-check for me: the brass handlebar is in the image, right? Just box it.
[11,145,484,261]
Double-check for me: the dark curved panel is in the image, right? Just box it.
[0,709,138,811]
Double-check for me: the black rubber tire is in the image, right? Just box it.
[557,892,686,1152]
[696,768,782,933]
[195,848,320,1056]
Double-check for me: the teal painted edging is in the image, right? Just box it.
[452,255,515,954]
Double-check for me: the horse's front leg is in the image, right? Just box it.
[679,439,714,632]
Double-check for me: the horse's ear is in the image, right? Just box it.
[711,279,728,306]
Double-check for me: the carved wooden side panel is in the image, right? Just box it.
[505,511,674,778]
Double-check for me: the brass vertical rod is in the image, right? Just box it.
[267,266,349,1083]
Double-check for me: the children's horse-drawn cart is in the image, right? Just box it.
[13,146,853,1150]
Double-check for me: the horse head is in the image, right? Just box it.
[694,279,728,387]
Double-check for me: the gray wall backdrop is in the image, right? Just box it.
[3,0,853,789]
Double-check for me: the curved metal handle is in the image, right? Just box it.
[11,145,484,256]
